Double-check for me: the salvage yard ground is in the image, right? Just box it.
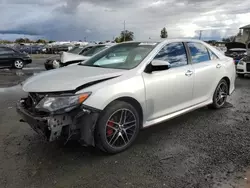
[0,61,250,187]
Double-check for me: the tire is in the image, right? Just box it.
[208,79,228,109]
[95,101,140,154]
[237,73,244,78]
[13,59,24,69]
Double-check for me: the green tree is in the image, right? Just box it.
[15,38,26,43]
[119,30,134,42]
[160,27,168,38]
[114,37,120,43]
[36,39,47,43]
[48,40,56,43]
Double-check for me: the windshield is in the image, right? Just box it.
[79,42,157,70]
[68,46,84,54]
[81,45,108,56]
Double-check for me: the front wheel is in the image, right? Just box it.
[95,101,140,154]
[13,59,24,69]
[209,79,228,109]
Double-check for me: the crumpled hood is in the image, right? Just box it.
[22,65,125,93]
[61,52,90,64]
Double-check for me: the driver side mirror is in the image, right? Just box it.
[145,59,170,73]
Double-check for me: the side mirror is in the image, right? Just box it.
[145,59,170,73]
[151,59,170,67]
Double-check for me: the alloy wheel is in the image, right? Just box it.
[14,60,24,69]
[105,109,137,148]
[215,82,227,106]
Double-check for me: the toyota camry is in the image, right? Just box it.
[17,39,236,154]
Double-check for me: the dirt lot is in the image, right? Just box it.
[0,66,250,188]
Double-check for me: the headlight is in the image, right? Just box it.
[35,93,91,112]
[238,60,245,65]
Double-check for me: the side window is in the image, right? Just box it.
[187,42,210,63]
[207,49,219,60]
[154,42,188,68]
[0,47,14,55]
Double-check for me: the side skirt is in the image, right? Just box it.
[143,100,212,128]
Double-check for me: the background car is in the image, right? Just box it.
[0,46,32,69]
[45,44,115,70]
[236,42,250,78]
[224,42,247,64]
[44,45,93,70]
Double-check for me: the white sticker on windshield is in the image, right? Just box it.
[139,42,157,46]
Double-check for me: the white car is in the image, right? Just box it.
[17,39,236,154]
[60,43,115,66]
[236,42,250,78]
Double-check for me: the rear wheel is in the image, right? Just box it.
[237,73,244,78]
[13,59,24,69]
[95,101,140,154]
[209,79,228,109]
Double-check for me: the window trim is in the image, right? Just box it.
[207,47,219,60]
[185,42,211,64]
[152,42,190,69]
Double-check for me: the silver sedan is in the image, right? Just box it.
[17,39,236,154]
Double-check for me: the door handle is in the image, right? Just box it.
[216,64,221,68]
[185,70,193,76]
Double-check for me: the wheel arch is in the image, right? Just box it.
[105,96,144,128]
[221,76,230,94]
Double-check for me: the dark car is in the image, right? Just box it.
[0,46,32,69]
[44,45,93,70]
[19,45,46,54]
[225,42,247,64]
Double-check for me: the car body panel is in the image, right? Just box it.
[22,65,126,93]
[142,64,194,121]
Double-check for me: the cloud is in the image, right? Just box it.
[0,0,250,41]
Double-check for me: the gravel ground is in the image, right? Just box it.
[0,69,250,188]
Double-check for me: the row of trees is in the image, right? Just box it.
[14,38,55,44]
[114,27,168,43]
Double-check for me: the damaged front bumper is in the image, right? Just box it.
[16,98,100,146]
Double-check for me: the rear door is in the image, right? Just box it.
[186,42,220,104]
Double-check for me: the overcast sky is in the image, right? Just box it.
[0,0,250,41]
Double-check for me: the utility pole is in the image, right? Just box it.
[123,20,126,42]
[199,30,203,40]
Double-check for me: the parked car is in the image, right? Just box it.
[17,39,235,154]
[60,43,115,67]
[44,45,93,70]
[236,42,250,78]
[18,45,46,54]
[224,42,247,64]
[0,46,32,69]
[45,44,114,70]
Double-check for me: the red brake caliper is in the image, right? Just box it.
[107,121,114,136]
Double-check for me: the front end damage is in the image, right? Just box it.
[17,93,100,146]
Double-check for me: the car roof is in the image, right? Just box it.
[121,39,206,45]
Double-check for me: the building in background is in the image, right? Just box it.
[235,24,250,44]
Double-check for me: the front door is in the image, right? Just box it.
[142,42,194,121]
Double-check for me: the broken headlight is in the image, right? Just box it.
[35,93,91,112]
